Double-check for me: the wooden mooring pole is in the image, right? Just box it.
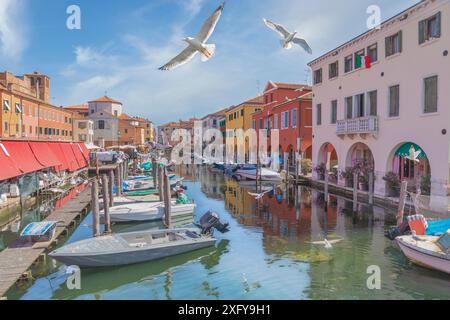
[324,170,329,209]
[353,172,358,212]
[108,169,114,207]
[116,163,123,197]
[369,172,374,205]
[158,164,164,202]
[91,177,100,237]
[163,168,172,229]
[101,174,111,234]
[397,180,408,227]
[152,158,157,186]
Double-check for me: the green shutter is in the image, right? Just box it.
[436,12,441,37]
[385,36,391,57]
[398,31,403,53]
[419,20,426,44]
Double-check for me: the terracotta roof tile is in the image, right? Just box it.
[88,95,122,105]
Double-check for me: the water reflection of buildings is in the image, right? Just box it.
[200,167,225,200]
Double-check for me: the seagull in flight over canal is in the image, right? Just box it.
[248,189,272,201]
[308,238,343,249]
[158,3,225,71]
[263,18,312,54]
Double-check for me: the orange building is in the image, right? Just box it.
[0,71,74,141]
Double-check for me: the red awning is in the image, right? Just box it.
[28,142,62,169]
[70,143,88,169]
[78,143,90,161]
[47,143,69,172]
[59,143,79,172]
[1,141,45,174]
[0,142,23,180]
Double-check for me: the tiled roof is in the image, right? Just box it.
[88,95,122,105]
[65,104,88,110]
[118,113,135,121]
[273,82,311,90]
[244,95,264,104]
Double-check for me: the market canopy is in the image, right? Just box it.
[29,142,62,168]
[0,143,23,180]
[395,143,427,159]
[1,141,45,174]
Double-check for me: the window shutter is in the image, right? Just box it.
[398,31,403,53]
[385,37,391,57]
[419,20,426,44]
[436,12,441,37]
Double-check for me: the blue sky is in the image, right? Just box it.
[0,0,418,124]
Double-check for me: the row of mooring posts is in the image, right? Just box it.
[91,161,126,237]
[90,158,173,238]
[322,170,375,212]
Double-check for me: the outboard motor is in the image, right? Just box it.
[197,211,230,235]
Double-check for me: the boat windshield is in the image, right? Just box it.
[436,231,450,253]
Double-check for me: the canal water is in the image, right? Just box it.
[6,166,450,300]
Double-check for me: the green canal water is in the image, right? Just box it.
[5,166,450,300]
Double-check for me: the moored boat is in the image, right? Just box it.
[396,231,450,275]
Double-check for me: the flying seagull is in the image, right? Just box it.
[248,190,271,201]
[159,3,225,71]
[263,18,312,54]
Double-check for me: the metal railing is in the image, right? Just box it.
[337,116,379,136]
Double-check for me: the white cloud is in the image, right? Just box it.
[0,0,27,59]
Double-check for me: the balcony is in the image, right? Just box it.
[337,116,379,139]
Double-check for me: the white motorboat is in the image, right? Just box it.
[49,227,215,268]
[49,212,229,268]
[100,202,196,223]
[235,167,281,181]
[396,231,450,275]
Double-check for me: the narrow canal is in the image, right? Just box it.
[4,166,450,300]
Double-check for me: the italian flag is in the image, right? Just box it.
[356,54,372,69]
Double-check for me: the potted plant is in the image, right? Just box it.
[358,174,369,191]
[329,168,338,183]
[301,158,313,176]
[420,175,431,196]
[383,172,400,197]
[314,163,326,180]
[340,168,354,187]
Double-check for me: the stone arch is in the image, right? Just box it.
[317,142,338,172]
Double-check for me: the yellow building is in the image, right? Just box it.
[225,96,263,163]
[224,179,255,224]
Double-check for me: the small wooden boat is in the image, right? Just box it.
[100,202,196,223]
[396,231,450,274]
[125,189,160,196]
[235,167,281,181]
[49,227,215,268]
[20,221,58,243]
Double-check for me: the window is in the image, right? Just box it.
[98,120,105,130]
[345,55,353,73]
[367,43,378,63]
[331,100,337,124]
[355,94,365,117]
[354,49,365,69]
[292,109,297,128]
[368,90,378,116]
[419,12,441,44]
[4,122,8,132]
[281,111,289,129]
[3,99,10,111]
[252,119,256,129]
[274,114,278,129]
[15,124,19,133]
[78,122,87,129]
[389,85,400,117]
[65,116,68,123]
[241,109,244,117]
[15,103,21,114]
[316,104,322,125]
[345,97,353,119]
[79,134,87,142]
[29,126,32,134]
[313,68,322,85]
[124,128,128,134]
[385,31,402,57]
[424,75,438,113]
[329,61,339,79]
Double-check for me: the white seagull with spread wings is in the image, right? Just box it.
[159,3,225,71]
[263,18,312,54]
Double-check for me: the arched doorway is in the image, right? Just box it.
[317,143,338,181]
[345,143,375,191]
[387,142,431,195]
[287,144,295,167]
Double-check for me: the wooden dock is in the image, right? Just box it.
[0,187,91,299]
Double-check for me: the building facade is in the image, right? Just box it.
[0,71,74,141]
[309,0,449,198]
[253,82,313,169]
[225,96,264,163]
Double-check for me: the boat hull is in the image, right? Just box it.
[101,204,195,223]
[396,237,450,274]
[50,238,215,268]
[236,170,282,181]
